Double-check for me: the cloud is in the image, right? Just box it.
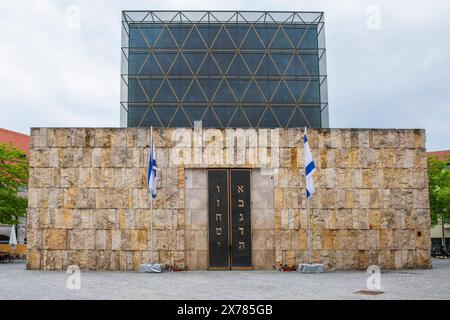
[0,0,449,151]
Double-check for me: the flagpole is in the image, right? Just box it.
[305,126,312,265]
[149,127,154,264]
[306,197,312,264]
[150,195,154,264]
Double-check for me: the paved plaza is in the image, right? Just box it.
[1,259,449,300]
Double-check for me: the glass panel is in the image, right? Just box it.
[300,80,320,103]
[153,105,178,126]
[285,80,308,102]
[128,79,148,103]
[183,26,207,49]
[300,54,319,76]
[241,80,266,103]
[212,80,236,102]
[168,54,192,76]
[270,28,293,49]
[227,54,251,76]
[256,54,280,76]
[258,108,280,128]
[198,53,222,76]
[128,105,147,126]
[197,79,221,101]
[241,27,264,49]
[254,25,277,48]
[153,53,178,73]
[129,26,147,48]
[183,80,207,102]
[242,105,266,127]
[139,53,163,75]
[213,105,236,127]
[241,53,265,74]
[300,106,321,127]
[197,25,221,47]
[128,53,146,75]
[256,80,280,101]
[227,79,250,102]
[285,55,309,76]
[212,53,235,75]
[288,107,308,127]
[153,80,178,102]
[271,81,295,103]
[183,105,207,123]
[170,107,191,127]
[270,53,292,75]
[227,25,248,48]
[153,27,178,49]
[212,27,236,49]
[202,107,222,128]
[140,107,159,127]
[299,27,318,49]
[271,105,295,127]
[283,26,306,48]
[183,52,207,75]
[140,79,163,102]
[169,25,191,47]
[129,25,162,48]
[228,107,251,127]
[168,79,191,101]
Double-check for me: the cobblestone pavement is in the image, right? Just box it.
[1,259,449,300]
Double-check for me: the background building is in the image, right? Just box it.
[120,11,328,128]
[427,150,450,250]
[0,128,29,254]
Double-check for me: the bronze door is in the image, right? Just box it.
[208,169,252,270]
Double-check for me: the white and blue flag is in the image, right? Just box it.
[304,128,316,199]
[147,127,157,199]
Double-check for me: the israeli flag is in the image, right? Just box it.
[304,128,316,199]
[147,127,157,199]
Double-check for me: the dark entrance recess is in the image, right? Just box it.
[208,169,252,270]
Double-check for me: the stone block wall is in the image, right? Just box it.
[27,128,431,270]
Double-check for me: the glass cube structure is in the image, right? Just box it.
[121,11,328,128]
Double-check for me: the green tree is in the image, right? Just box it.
[428,156,450,247]
[0,143,29,224]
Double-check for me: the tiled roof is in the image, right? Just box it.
[0,128,30,157]
[427,150,450,161]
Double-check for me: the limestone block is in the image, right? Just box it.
[371,130,399,148]
[53,209,73,229]
[43,229,66,249]
[359,148,378,168]
[280,230,292,250]
[415,249,431,268]
[187,188,207,210]
[413,129,425,149]
[68,229,95,250]
[95,230,109,250]
[398,130,415,148]
[111,229,121,250]
[413,189,430,209]
[394,149,414,168]
[110,148,128,167]
[197,251,208,269]
[27,228,43,249]
[357,130,370,148]
[26,249,41,269]
[91,148,103,167]
[96,250,111,270]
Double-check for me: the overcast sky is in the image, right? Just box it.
[0,0,449,151]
